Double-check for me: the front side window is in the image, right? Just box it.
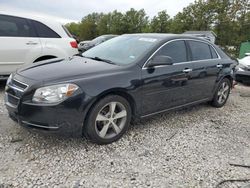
[154,40,188,63]
[0,15,35,37]
[188,41,212,61]
[32,20,60,38]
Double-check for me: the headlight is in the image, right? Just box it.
[32,83,79,104]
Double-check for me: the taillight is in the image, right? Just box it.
[70,41,78,48]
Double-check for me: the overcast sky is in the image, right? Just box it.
[0,0,195,23]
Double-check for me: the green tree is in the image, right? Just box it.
[122,8,149,33]
[65,22,81,36]
[150,10,171,33]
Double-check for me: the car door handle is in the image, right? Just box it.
[183,68,193,73]
[26,41,38,45]
[216,64,223,68]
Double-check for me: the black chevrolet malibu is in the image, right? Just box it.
[5,34,236,144]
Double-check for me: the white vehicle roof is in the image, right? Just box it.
[0,11,71,38]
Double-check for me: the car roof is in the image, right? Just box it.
[0,11,71,38]
[122,33,213,44]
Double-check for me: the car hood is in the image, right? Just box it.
[17,57,121,82]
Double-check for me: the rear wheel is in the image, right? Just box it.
[84,95,131,144]
[211,78,231,108]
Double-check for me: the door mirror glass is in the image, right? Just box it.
[147,55,173,67]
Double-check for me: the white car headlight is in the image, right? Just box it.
[32,83,79,104]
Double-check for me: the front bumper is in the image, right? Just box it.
[4,75,89,137]
[5,96,85,137]
[236,70,250,83]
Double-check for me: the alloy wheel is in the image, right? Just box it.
[217,82,230,104]
[95,102,127,139]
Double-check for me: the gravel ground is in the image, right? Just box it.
[0,81,249,188]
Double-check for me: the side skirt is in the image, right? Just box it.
[140,98,210,118]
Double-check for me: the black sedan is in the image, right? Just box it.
[5,34,236,144]
[78,34,118,52]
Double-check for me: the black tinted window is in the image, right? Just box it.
[32,20,60,38]
[155,40,187,63]
[189,41,212,61]
[0,15,36,37]
[209,45,218,59]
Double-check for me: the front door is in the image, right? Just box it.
[141,40,195,116]
[0,15,41,74]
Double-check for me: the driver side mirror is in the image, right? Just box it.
[147,55,173,67]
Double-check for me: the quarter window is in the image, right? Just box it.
[155,40,187,63]
[32,20,60,38]
[188,41,212,61]
[209,45,218,59]
[0,15,36,37]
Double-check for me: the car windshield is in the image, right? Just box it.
[82,35,159,65]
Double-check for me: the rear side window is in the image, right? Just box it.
[209,45,219,59]
[0,15,36,37]
[155,40,187,63]
[32,20,60,38]
[188,41,212,61]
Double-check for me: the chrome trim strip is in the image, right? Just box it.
[7,84,25,92]
[5,92,20,100]
[7,79,29,92]
[5,101,18,108]
[13,79,29,88]
[21,121,59,130]
[141,98,210,118]
[142,38,221,69]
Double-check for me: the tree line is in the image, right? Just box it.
[66,0,250,56]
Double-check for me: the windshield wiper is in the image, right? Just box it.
[90,56,116,65]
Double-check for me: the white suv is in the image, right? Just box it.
[0,12,78,79]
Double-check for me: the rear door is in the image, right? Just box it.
[0,15,41,74]
[186,40,221,100]
[141,40,195,116]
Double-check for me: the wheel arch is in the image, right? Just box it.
[33,55,57,63]
[220,74,234,88]
[212,74,234,96]
[82,88,138,135]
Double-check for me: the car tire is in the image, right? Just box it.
[84,95,132,145]
[211,78,231,108]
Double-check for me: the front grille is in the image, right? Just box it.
[6,93,19,106]
[12,79,28,91]
[5,78,29,107]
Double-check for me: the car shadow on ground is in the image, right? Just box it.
[12,102,211,151]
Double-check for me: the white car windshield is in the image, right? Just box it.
[82,35,159,65]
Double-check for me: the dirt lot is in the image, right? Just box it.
[0,81,249,188]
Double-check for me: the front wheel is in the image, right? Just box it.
[211,78,231,108]
[84,95,131,144]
